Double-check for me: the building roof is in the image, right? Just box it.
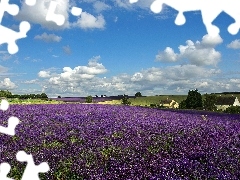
[215,96,236,105]
[160,99,172,104]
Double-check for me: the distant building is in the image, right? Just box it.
[160,98,179,109]
[215,96,240,111]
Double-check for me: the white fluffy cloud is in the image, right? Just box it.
[34,33,62,42]
[227,39,240,49]
[156,34,223,66]
[40,56,107,84]
[38,70,51,78]
[130,65,220,84]
[200,34,223,47]
[230,79,240,84]
[156,47,178,62]
[0,78,17,90]
[72,12,106,29]
[37,57,227,97]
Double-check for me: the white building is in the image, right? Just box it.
[215,96,240,111]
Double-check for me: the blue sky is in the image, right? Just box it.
[0,0,240,97]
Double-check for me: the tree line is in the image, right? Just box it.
[179,89,240,114]
[0,90,48,99]
[85,92,142,104]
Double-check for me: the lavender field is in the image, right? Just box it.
[1,104,240,179]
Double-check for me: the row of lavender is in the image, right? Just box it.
[49,96,133,103]
[0,104,240,179]
[49,97,110,103]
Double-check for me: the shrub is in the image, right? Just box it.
[135,92,142,97]
[150,104,157,108]
[85,96,93,103]
[203,94,217,111]
[225,106,240,114]
[179,100,187,109]
[121,96,131,105]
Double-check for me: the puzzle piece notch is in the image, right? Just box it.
[16,151,50,180]
[25,0,37,6]
[0,151,50,180]
[0,163,14,180]
[0,99,9,111]
[174,12,186,25]
[129,0,139,3]
[71,6,82,16]
[0,21,31,54]
[0,116,20,136]
[228,23,239,35]
[0,99,19,136]
[0,0,19,24]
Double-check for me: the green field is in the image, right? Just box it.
[128,95,187,106]
[7,98,62,104]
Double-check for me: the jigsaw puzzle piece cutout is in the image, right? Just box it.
[0,116,20,136]
[151,0,202,22]
[25,0,37,6]
[129,0,139,3]
[175,12,186,25]
[150,0,222,36]
[150,0,165,14]
[201,6,221,36]
[0,21,30,54]
[221,0,240,35]
[46,1,65,26]
[228,23,239,35]
[16,151,50,180]
[150,0,191,26]
[71,6,82,16]
[0,162,14,180]
[0,0,19,24]
[0,99,9,111]
[131,0,240,36]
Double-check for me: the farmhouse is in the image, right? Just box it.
[160,98,179,108]
[215,96,240,111]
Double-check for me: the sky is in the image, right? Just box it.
[0,0,240,97]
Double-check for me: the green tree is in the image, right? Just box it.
[40,93,48,99]
[85,95,93,103]
[203,93,217,111]
[225,106,240,114]
[121,95,131,105]
[135,92,142,97]
[0,90,12,98]
[185,89,203,109]
[179,100,187,109]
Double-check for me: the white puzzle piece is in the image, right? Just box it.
[130,0,240,36]
[16,151,50,180]
[0,0,36,54]
[0,99,49,179]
